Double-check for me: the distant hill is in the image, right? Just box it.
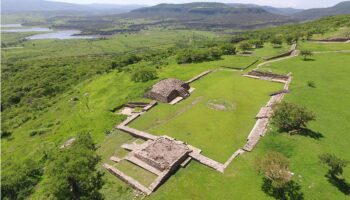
[226,3,303,16]
[292,1,350,21]
[1,0,144,14]
[124,2,291,29]
[261,6,303,16]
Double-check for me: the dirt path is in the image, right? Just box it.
[2,46,24,50]
[309,40,350,44]
[313,50,350,54]
[257,50,299,68]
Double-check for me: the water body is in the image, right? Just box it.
[26,30,98,40]
[1,24,98,40]
[1,24,22,28]
[1,27,52,33]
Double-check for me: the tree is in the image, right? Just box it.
[300,50,313,61]
[209,47,222,60]
[111,61,123,72]
[111,61,117,69]
[272,102,316,132]
[238,42,252,52]
[261,178,304,200]
[176,48,221,64]
[249,39,264,48]
[131,68,157,82]
[220,44,236,55]
[285,35,296,45]
[271,37,283,47]
[319,154,349,178]
[45,132,104,200]
[1,129,12,139]
[257,152,292,188]
[1,159,43,200]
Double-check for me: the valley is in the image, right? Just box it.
[1,1,350,200]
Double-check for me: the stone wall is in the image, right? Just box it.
[221,59,259,71]
[186,70,212,84]
[148,151,190,192]
[309,38,350,42]
[264,43,297,61]
[103,163,152,195]
[247,70,289,81]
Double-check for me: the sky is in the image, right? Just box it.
[51,0,347,9]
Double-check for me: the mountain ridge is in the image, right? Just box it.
[122,2,291,29]
[292,1,350,20]
[1,0,145,14]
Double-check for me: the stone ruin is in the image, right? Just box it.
[134,137,191,171]
[104,136,193,195]
[247,70,289,82]
[145,78,190,103]
[104,69,293,195]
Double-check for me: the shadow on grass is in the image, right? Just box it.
[302,58,315,61]
[298,128,324,140]
[262,178,304,200]
[326,174,350,195]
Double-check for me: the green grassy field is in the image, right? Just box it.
[299,41,350,51]
[2,27,350,199]
[312,27,350,40]
[1,53,264,163]
[1,50,268,199]
[1,29,217,61]
[253,43,290,58]
[146,49,350,200]
[130,70,281,162]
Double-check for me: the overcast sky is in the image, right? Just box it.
[51,0,347,9]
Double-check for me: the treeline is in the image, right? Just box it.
[234,15,350,43]
[176,43,236,64]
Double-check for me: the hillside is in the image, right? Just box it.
[1,0,144,14]
[123,2,291,29]
[1,11,350,199]
[226,3,303,15]
[292,1,350,21]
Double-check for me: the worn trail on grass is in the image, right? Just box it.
[257,51,299,68]
[144,96,204,132]
[313,50,350,54]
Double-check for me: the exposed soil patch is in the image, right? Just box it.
[207,99,235,111]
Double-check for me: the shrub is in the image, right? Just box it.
[272,102,316,132]
[257,152,291,188]
[1,159,43,200]
[131,68,157,82]
[8,93,23,105]
[249,39,264,48]
[271,37,283,47]
[319,153,349,178]
[45,132,104,199]
[307,81,316,88]
[176,48,222,64]
[300,50,313,61]
[238,41,252,52]
[1,130,12,138]
[220,44,236,55]
[29,128,52,137]
[285,35,297,45]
